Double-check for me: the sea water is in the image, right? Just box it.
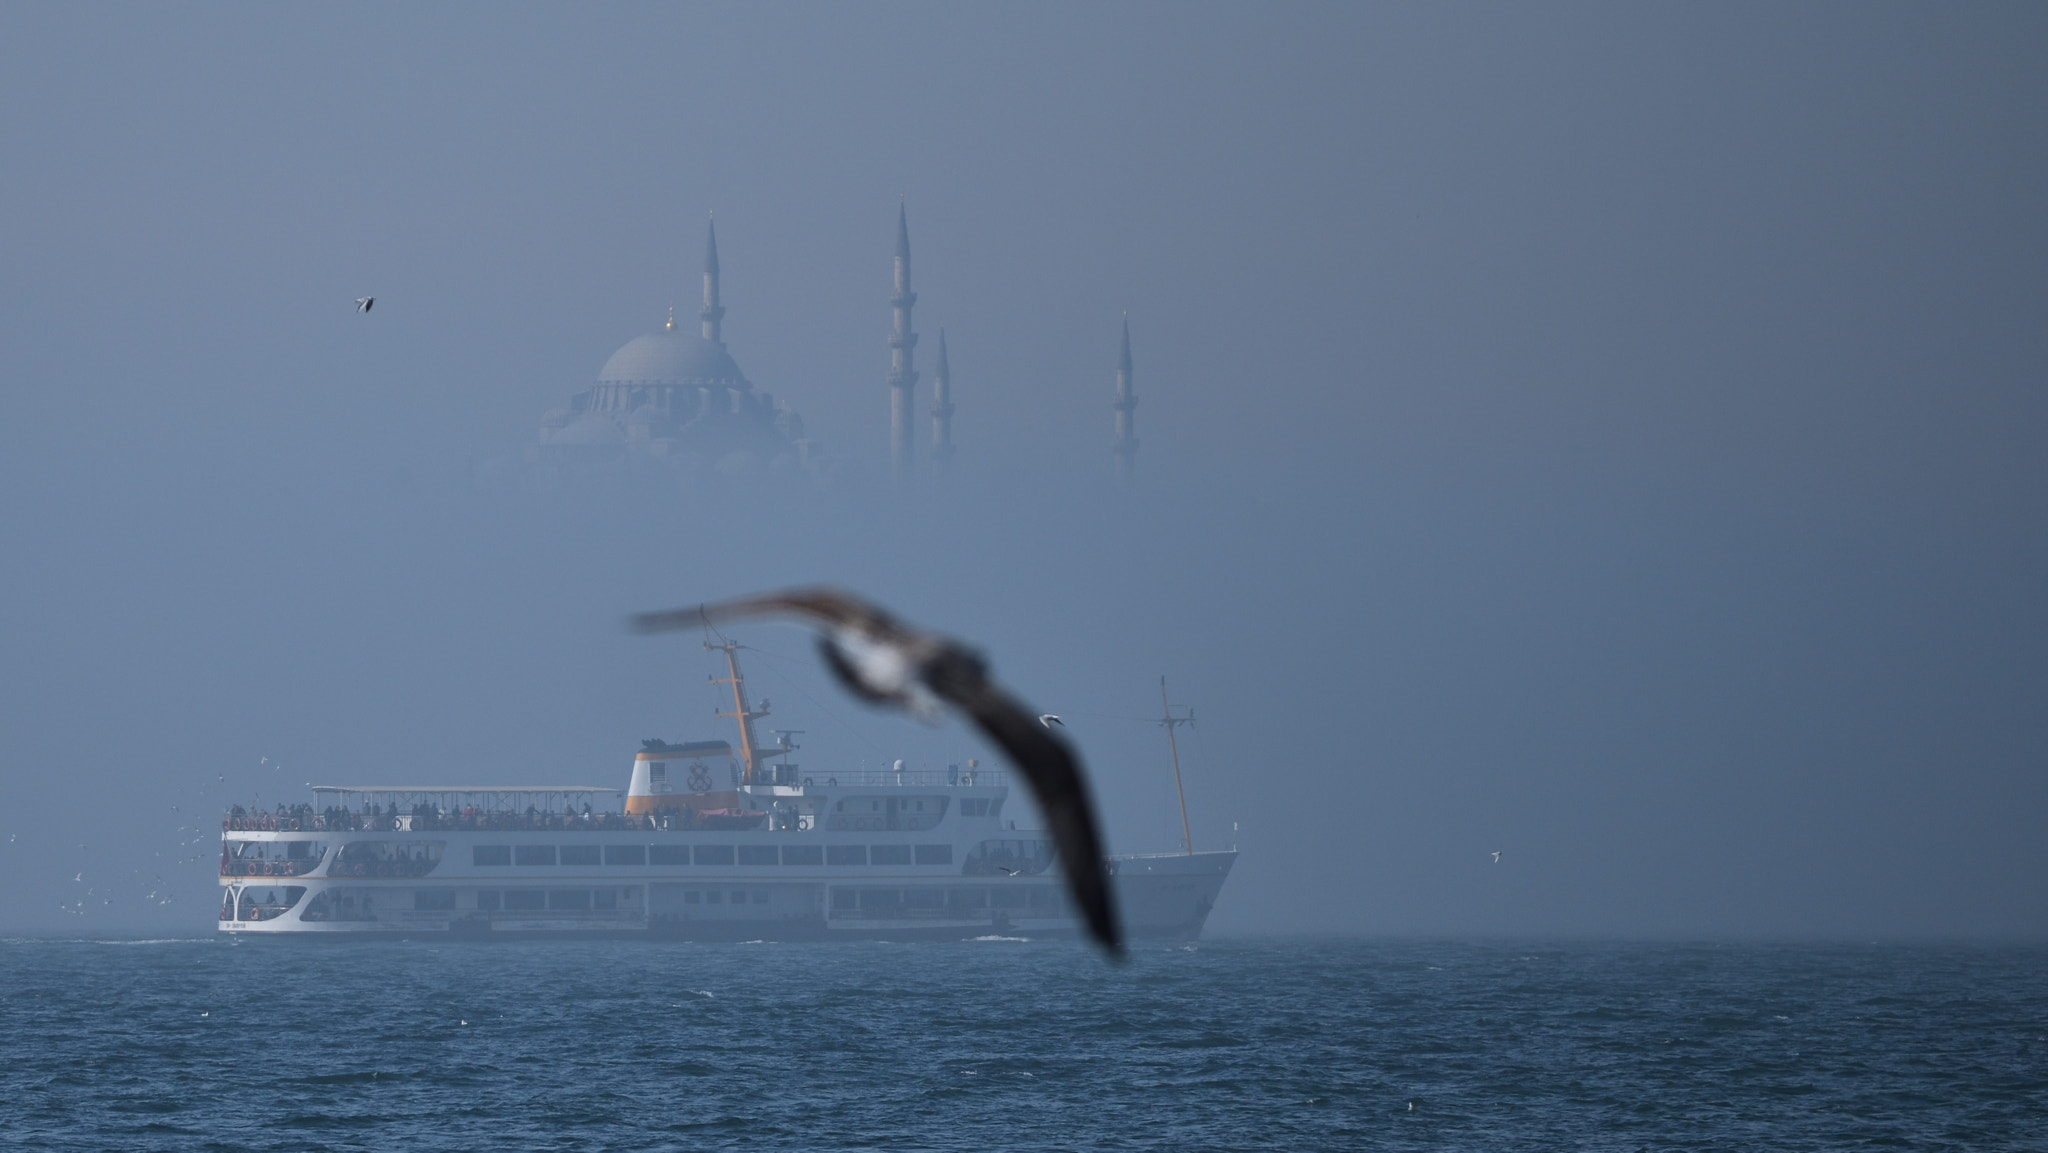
[0,937,2042,1150]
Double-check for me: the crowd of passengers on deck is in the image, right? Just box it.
[221,890,297,921]
[221,801,753,833]
[219,844,434,878]
[219,851,321,877]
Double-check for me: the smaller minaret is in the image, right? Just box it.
[700,214,726,347]
[930,328,955,482]
[887,203,919,483]
[1112,313,1138,480]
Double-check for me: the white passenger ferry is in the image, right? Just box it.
[217,642,1234,940]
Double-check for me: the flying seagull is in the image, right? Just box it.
[355,297,374,313]
[1038,714,1063,728]
[1491,851,1501,864]
[630,586,1122,954]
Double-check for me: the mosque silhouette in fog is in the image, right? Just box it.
[526,208,1140,482]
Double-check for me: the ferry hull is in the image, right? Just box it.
[219,851,1236,943]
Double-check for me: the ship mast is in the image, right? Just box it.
[707,640,777,786]
[1158,676,1195,855]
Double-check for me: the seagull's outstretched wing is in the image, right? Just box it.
[630,585,1123,955]
[942,676,1119,952]
[631,586,887,637]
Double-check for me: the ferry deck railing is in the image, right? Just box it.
[222,769,1012,832]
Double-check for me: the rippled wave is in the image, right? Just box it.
[1,938,2042,1150]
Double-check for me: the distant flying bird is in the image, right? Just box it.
[1491,851,1501,864]
[631,586,1122,954]
[1037,714,1063,728]
[355,297,374,313]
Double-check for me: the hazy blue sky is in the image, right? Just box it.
[2,3,2044,936]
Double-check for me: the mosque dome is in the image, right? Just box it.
[598,330,745,387]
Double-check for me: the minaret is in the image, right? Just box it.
[700,215,726,347]
[888,203,919,482]
[930,328,955,482]
[1112,313,1138,480]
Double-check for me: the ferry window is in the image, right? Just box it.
[477,891,502,910]
[858,889,900,910]
[706,891,722,904]
[826,845,866,866]
[733,891,749,905]
[782,845,823,866]
[870,845,912,866]
[737,845,777,866]
[474,846,512,867]
[649,762,666,786]
[605,845,647,866]
[594,890,618,911]
[414,889,456,911]
[649,845,688,865]
[514,845,556,866]
[548,890,591,911]
[905,890,944,910]
[914,845,953,866]
[560,845,601,866]
[285,841,313,860]
[960,800,981,817]
[694,845,735,866]
[1027,887,1058,909]
[684,891,701,904]
[830,889,855,910]
[988,799,1004,819]
[989,888,1027,909]
[505,890,545,911]
[751,891,768,904]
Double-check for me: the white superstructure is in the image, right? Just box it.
[217,643,1233,941]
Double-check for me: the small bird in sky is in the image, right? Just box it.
[1491,851,1502,863]
[631,586,1122,955]
[355,297,374,313]
[1038,714,1063,728]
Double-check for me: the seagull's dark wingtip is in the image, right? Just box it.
[626,607,707,635]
